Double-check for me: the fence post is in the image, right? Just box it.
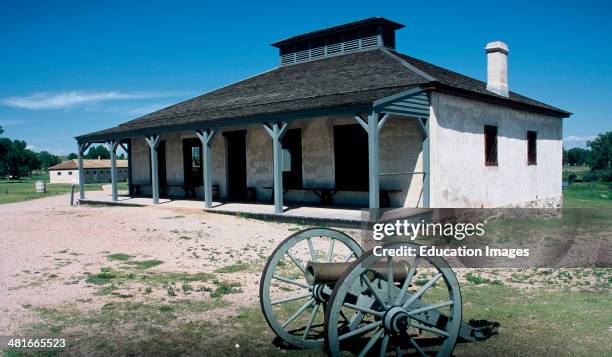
[70,184,75,206]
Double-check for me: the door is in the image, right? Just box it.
[158,141,168,196]
[183,138,203,186]
[333,124,368,190]
[224,131,247,200]
[281,128,303,189]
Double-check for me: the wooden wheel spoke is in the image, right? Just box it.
[395,256,420,306]
[411,321,449,337]
[302,302,319,339]
[271,293,311,305]
[410,337,427,357]
[286,251,305,274]
[326,238,335,262]
[387,256,393,301]
[338,321,382,341]
[344,251,355,262]
[362,275,389,309]
[407,300,453,316]
[342,302,384,318]
[273,275,310,289]
[401,273,442,309]
[282,298,315,328]
[307,237,317,262]
[379,334,389,357]
[357,328,384,357]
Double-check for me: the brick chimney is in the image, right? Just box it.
[485,41,509,97]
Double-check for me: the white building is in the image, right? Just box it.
[49,159,128,184]
[75,18,570,211]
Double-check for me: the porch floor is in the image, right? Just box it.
[79,193,366,226]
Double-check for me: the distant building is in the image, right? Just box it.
[49,159,128,184]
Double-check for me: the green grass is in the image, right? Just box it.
[0,171,128,205]
[126,259,164,270]
[214,262,251,274]
[106,253,132,261]
[9,284,609,356]
[563,182,611,208]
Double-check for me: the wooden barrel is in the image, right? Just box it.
[35,180,46,193]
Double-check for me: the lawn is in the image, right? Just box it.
[0,172,127,205]
[563,182,611,208]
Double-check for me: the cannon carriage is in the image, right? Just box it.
[260,228,499,356]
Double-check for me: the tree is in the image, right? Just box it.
[2,139,40,178]
[566,148,590,166]
[67,153,78,160]
[0,126,4,135]
[37,150,61,169]
[587,132,611,171]
[85,145,110,159]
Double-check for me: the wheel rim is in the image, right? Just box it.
[260,228,363,349]
[326,242,462,356]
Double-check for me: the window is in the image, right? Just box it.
[86,170,90,175]
[68,171,73,175]
[527,131,537,165]
[57,172,61,176]
[484,125,498,166]
[93,171,96,174]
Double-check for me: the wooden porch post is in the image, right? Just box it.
[106,140,119,201]
[119,141,132,196]
[354,112,389,210]
[145,135,161,204]
[196,129,217,209]
[263,122,288,214]
[77,142,91,200]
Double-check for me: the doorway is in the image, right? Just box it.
[224,131,247,200]
[281,128,303,189]
[183,138,203,186]
[333,124,368,190]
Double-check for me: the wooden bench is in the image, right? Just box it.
[132,184,197,198]
[263,186,402,207]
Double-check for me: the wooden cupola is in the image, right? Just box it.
[271,17,405,66]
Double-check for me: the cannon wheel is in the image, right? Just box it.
[260,228,363,349]
[325,242,462,356]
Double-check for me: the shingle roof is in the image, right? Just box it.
[271,17,405,47]
[49,159,128,170]
[77,48,569,141]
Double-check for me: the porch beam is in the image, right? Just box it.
[263,121,288,214]
[106,140,119,201]
[145,135,161,204]
[196,128,217,209]
[77,142,91,200]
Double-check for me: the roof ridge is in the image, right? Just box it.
[380,48,437,82]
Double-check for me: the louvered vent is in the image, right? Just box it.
[274,19,402,66]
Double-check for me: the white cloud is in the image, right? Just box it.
[1,91,174,110]
[563,135,596,143]
[0,119,30,126]
[26,145,68,156]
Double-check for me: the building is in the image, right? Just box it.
[49,159,128,184]
[75,18,570,211]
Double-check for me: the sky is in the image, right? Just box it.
[0,0,610,155]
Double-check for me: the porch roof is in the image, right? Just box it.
[76,48,570,143]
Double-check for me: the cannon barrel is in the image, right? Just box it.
[305,261,411,285]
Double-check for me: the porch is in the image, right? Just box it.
[79,193,367,226]
[75,87,432,216]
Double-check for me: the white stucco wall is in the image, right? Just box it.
[130,115,424,207]
[428,92,563,208]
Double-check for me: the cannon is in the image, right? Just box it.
[260,228,499,356]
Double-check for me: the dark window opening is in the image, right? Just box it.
[382,27,396,48]
[68,171,72,175]
[484,125,498,166]
[334,124,368,190]
[57,172,61,176]
[281,129,303,189]
[527,131,537,165]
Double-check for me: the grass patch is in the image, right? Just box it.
[210,280,242,298]
[126,259,164,270]
[85,268,117,285]
[106,253,132,261]
[214,262,251,274]
[563,182,611,208]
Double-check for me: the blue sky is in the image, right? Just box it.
[0,0,610,155]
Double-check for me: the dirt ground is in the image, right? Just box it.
[0,192,609,356]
